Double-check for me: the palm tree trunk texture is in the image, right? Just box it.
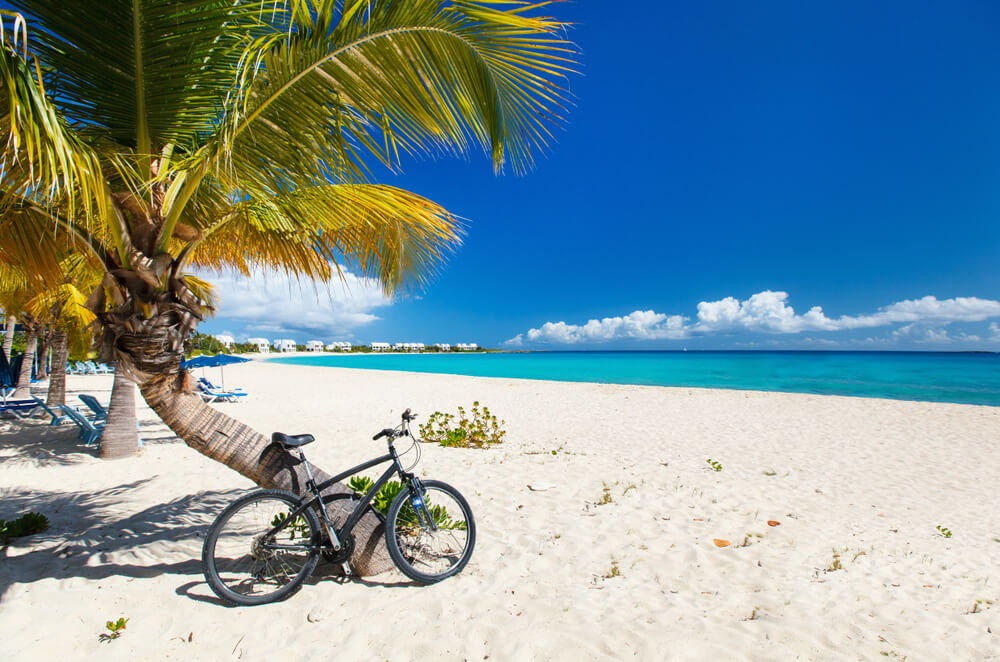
[46,327,69,407]
[35,333,48,380]
[99,368,140,459]
[137,371,393,576]
[12,329,37,400]
[2,315,14,361]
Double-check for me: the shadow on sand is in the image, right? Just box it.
[0,479,249,601]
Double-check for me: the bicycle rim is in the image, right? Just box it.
[387,481,475,582]
[204,491,319,605]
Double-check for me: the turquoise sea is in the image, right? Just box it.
[270,351,1000,407]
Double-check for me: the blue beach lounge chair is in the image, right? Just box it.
[60,405,105,446]
[0,397,69,424]
[78,394,108,421]
[197,377,247,403]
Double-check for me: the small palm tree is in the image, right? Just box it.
[1,0,574,574]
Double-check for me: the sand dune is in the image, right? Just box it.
[2,359,998,661]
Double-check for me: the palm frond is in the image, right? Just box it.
[220,0,576,184]
[187,183,462,294]
[6,1,260,154]
[0,12,109,224]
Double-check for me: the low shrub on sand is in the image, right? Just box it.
[419,402,506,449]
[0,512,49,542]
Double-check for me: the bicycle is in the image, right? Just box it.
[201,408,476,606]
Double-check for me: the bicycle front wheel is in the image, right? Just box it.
[385,479,476,583]
[202,489,321,606]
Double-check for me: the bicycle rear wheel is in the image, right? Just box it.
[202,489,321,606]
[385,479,476,583]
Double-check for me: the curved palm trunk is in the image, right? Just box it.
[2,315,14,362]
[46,327,69,407]
[100,368,140,459]
[108,326,392,575]
[12,329,37,400]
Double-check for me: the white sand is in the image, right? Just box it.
[1,357,998,661]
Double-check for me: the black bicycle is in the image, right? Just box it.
[201,409,476,606]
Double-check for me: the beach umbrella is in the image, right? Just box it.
[181,354,250,390]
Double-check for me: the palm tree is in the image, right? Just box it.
[2,314,14,361]
[1,1,574,574]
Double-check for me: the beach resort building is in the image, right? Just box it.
[214,334,235,348]
[436,343,451,351]
[369,342,390,352]
[305,340,324,352]
[393,342,425,352]
[326,341,352,351]
[455,343,479,351]
[272,339,296,353]
[247,338,270,353]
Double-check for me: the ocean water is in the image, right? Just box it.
[270,351,1000,407]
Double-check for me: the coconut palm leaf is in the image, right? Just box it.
[0,13,109,225]
[220,0,575,187]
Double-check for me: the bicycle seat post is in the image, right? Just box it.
[297,449,317,491]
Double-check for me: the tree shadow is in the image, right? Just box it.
[0,419,99,466]
[0,482,248,601]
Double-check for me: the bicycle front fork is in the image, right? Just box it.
[408,477,438,532]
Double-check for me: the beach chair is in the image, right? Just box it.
[0,398,39,419]
[199,377,247,395]
[196,378,247,403]
[95,362,113,374]
[0,397,69,424]
[78,394,108,421]
[60,405,105,446]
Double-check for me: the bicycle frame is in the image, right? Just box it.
[261,438,421,553]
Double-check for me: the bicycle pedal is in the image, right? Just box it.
[340,562,353,576]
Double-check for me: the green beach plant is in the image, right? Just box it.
[605,556,622,578]
[936,525,953,538]
[0,511,49,542]
[347,477,465,530]
[100,617,129,642]
[419,402,506,448]
[706,459,723,472]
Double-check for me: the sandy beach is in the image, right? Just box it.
[1,356,999,661]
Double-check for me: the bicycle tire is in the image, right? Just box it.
[202,489,321,606]
[385,479,476,583]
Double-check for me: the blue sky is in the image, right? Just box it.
[202,0,1000,350]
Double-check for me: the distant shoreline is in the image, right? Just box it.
[262,350,1000,407]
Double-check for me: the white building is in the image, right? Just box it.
[247,337,270,353]
[369,342,390,352]
[273,339,297,352]
[455,343,479,351]
[435,343,451,351]
[326,341,352,351]
[214,334,235,348]
[305,340,324,352]
[392,342,425,352]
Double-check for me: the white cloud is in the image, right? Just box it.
[507,291,1000,346]
[520,310,688,344]
[504,334,524,347]
[201,268,391,339]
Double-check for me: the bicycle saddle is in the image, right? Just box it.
[271,432,315,448]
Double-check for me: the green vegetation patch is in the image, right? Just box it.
[0,512,49,542]
[419,402,506,448]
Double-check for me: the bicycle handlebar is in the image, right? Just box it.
[372,409,418,440]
